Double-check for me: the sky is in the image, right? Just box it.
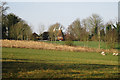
[6,1,118,34]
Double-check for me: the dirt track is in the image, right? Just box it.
[0,40,119,53]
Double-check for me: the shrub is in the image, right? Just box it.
[64,41,74,46]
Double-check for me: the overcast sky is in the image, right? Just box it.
[6,2,118,34]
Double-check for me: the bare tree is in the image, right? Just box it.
[0,2,9,16]
[39,24,45,35]
[88,14,104,49]
[81,19,90,47]
[82,19,89,41]
[67,19,87,41]
[0,2,9,39]
[48,23,63,41]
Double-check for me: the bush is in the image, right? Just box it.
[64,41,74,46]
[106,42,116,49]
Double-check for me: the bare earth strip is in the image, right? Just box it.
[1,40,119,53]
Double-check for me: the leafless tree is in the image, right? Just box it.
[39,24,45,35]
[88,14,104,49]
[48,23,63,41]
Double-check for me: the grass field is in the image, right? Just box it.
[45,41,120,49]
[2,47,119,78]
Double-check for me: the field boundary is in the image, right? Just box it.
[1,40,119,53]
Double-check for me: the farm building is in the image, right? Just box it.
[32,32,40,40]
[57,28,64,41]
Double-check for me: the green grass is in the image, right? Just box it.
[2,47,119,78]
[44,41,119,49]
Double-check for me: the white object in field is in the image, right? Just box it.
[115,53,118,56]
[113,53,116,55]
[113,53,119,56]
[102,53,105,55]
[101,51,104,54]
[101,51,105,55]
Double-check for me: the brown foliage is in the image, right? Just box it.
[1,40,119,53]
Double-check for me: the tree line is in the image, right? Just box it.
[0,2,32,40]
[47,16,120,48]
[0,2,120,49]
